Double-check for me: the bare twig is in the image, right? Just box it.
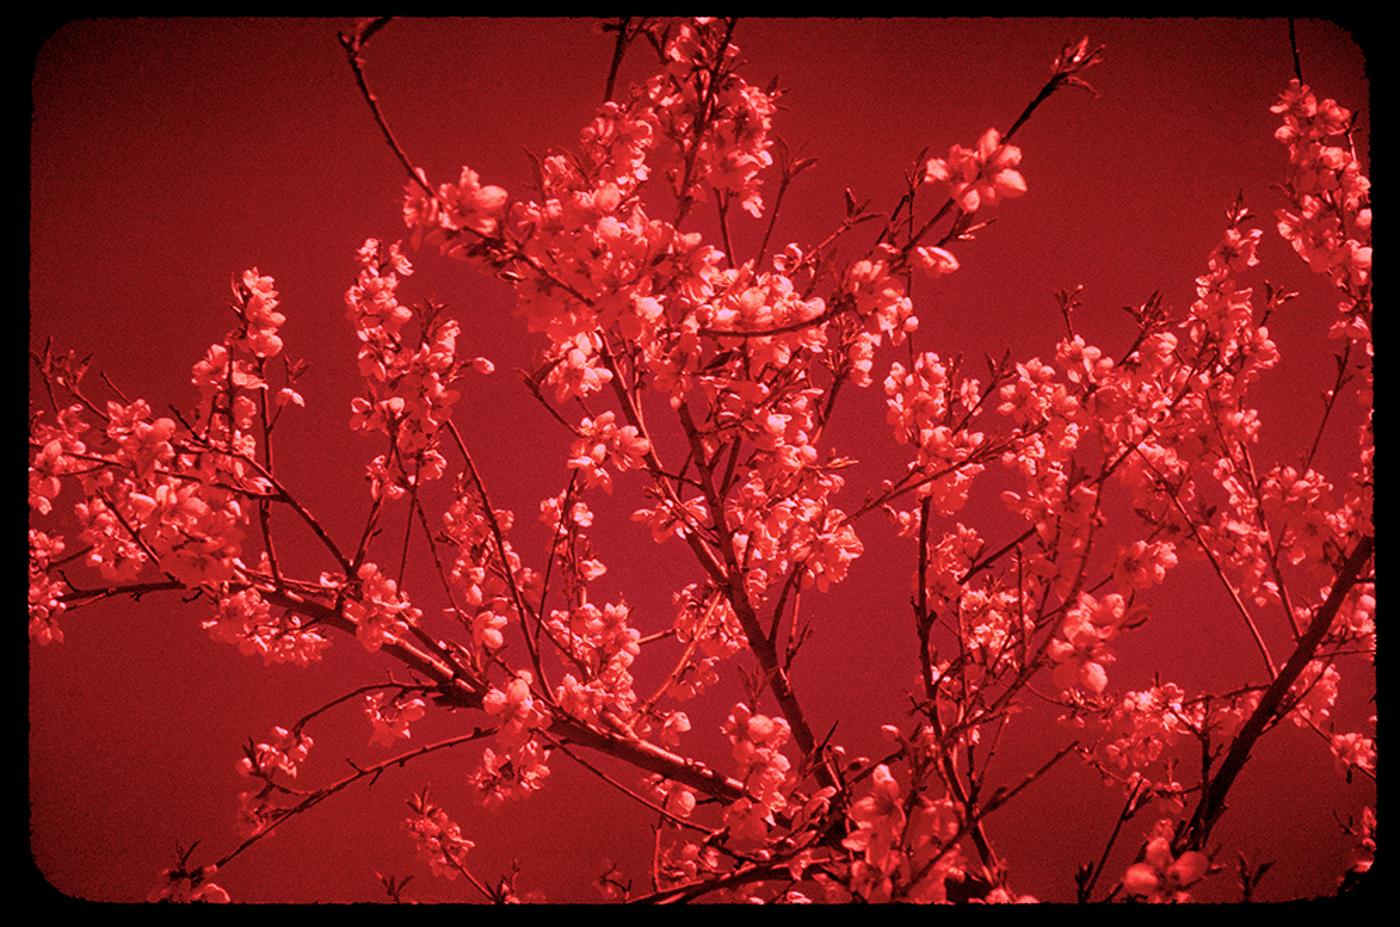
[339,17,434,198]
[1288,17,1304,83]
[602,16,633,103]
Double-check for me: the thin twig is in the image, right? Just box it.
[339,17,434,198]
[1078,778,1145,903]
[445,421,544,680]
[545,735,714,835]
[1137,448,1278,678]
[603,17,633,103]
[1303,343,1352,473]
[1288,17,1304,82]
[396,470,419,587]
[982,740,1079,816]
[209,728,491,873]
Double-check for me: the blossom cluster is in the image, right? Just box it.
[404,791,476,880]
[443,478,529,669]
[345,238,493,500]
[148,863,230,904]
[28,271,301,646]
[1271,80,1371,336]
[201,586,332,667]
[720,703,796,850]
[836,763,969,903]
[567,411,651,493]
[342,562,423,653]
[549,600,641,727]
[473,671,552,807]
[237,725,314,781]
[233,724,314,841]
[28,530,67,645]
[1121,819,1210,903]
[884,352,987,517]
[364,691,430,747]
[923,128,1027,214]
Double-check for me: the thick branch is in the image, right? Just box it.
[1178,534,1373,852]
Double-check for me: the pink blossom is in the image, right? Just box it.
[238,725,314,780]
[404,791,475,879]
[1122,820,1211,902]
[912,245,960,277]
[364,692,429,747]
[924,128,1027,213]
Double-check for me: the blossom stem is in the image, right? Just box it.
[411,494,470,627]
[1303,342,1353,475]
[256,386,283,585]
[715,188,737,269]
[915,496,935,700]
[637,591,719,716]
[1235,441,1303,638]
[1288,17,1304,83]
[535,471,579,657]
[602,17,633,103]
[396,469,419,587]
[1145,450,1279,678]
[626,858,794,904]
[981,739,1079,817]
[445,420,545,682]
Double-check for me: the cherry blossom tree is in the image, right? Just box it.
[29,17,1372,903]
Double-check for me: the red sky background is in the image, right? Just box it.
[30,18,1371,903]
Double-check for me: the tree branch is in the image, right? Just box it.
[1178,534,1373,852]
